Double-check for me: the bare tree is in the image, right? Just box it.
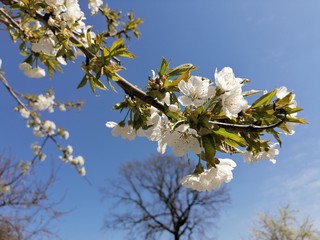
[102,154,230,240]
[0,151,63,240]
[248,205,320,240]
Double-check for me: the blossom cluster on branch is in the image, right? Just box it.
[106,59,307,191]
[0,0,306,191]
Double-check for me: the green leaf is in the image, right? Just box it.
[112,48,135,58]
[266,128,282,146]
[110,38,125,53]
[213,128,247,147]
[77,75,88,89]
[167,63,196,77]
[89,77,96,93]
[286,116,308,124]
[201,134,216,166]
[251,89,277,108]
[242,89,264,97]
[94,78,107,90]
[275,92,294,109]
[158,58,169,76]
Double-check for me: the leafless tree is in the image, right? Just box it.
[102,154,230,240]
[0,151,63,240]
[248,205,320,240]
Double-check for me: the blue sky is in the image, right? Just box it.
[1,0,320,239]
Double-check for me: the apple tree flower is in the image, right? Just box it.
[215,67,243,92]
[167,124,202,157]
[106,122,137,140]
[178,76,216,107]
[181,158,237,192]
[221,88,248,118]
[244,143,279,164]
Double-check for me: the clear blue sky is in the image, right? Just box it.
[1,0,320,239]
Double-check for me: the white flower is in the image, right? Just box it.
[31,33,58,55]
[59,129,69,139]
[244,143,279,164]
[162,92,179,113]
[72,156,85,166]
[180,174,207,192]
[57,56,67,65]
[18,161,31,174]
[43,120,56,135]
[59,104,66,111]
[221,88,248,118]
[19,62,32,71]
[31,143,41,155]
[106,122,136,140]
[61,0,85,29]
[142,112,172,154]
[167,124,202,157]
[78,166,86,176]
[0,58,2,69]
[45,0,64,5]
[276,86,298,135]
[32,94,55,112]
[59,145,74,162]
[88,0,103,14]
[181,158,237,192]
[24,66,46,78]
[215,67,243,92]
[20,63,46,78]
[178,76,216,107]
[19,108,30,118]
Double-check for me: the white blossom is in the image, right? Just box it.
[88,0,103,14]
[276,86,298,135]
[215,67,243,92]
[106,122,136,140]
[244,143,279,164]
[31,142,41,155]
[19,108,30,118]
[18,161,31,174]
[31,32,58,55]
[72,156,85,166]
[221,88,248,118]
[78,166,86,176]
[141,112,172,154]
[59,104,66,111]
[180,174,207,192]
[19,62,31,71]
[31,94,55,112]
[59,145,74,162]
[181,158,237,192]
[42,120,56,135]
[60,130,69,139]
[178,76,216,107]
[167,124,202,157]
[19,63,46,78]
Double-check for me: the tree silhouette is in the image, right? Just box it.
[102,154,230,240]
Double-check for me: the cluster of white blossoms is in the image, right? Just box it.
[276,86,299,135]
[59,145,86,176]
[181,158,237,192]
[105,66,297,192]
[19,62,46,79]
[18,0,103,78]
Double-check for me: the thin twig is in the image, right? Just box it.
[0,71,27,109]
